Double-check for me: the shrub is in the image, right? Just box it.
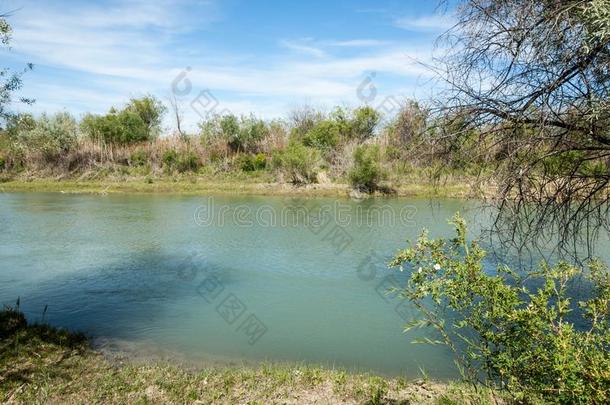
[302,120,341,150]
[162,149,178,169]
[81,113,120,144]
[176,151,200,173]
[389,101,428,146]
[200,114,268,154]
[199,115,223,143]
[115,110,149,143]
[236,153,267,172]
[253,153,267,170]
[390,213,610,404]
[11,112,78,161]
[288,105,324,139]
[351,106,380,140]
[162,149,200,173]
[219,114,240,151]
[129,149,148,167]
[272,143,320,184]
[81,112,147,145]
[125,95,166,139]
[0,136,23,171]
[300,107,361,149]
[81,96,165,145]
[208,148,224,163]
[237,116,268,153]
[5,114,36,138]
[348,145,384,192]
[236,154,255,172]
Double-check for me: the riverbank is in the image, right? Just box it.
[0,308,498,404]
[0,175,485,199]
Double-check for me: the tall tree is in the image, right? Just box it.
[436,0,610,253]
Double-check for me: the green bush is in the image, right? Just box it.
[176,151,200,173]
[162,149,200,173]
[162,149,178,170]
[129,149,148,167]
[220,114,240,151]
[81,111,147,145]
[272,143,320,184]
[348,145,384,192]
[390,213,610,404]
[0,134,23,171]
[236,153,267,172]
[237,116,268,153]
[299,107,377,149]
[289,106,324,140]
[236,154,255,171]
[302,120,341,150]
[5,114,36,138]
[253,153,267,170]
[350,106,380,140]
[200,114,268,154]
[81,96,165,145]
[125,95,166,139]
[11,112,78,161]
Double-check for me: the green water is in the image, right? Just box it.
[0,192,512,378]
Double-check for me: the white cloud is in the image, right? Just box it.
[325,39,391,48]
[394,14,455,32]
[6,0,438,129]
[279,40,326,58]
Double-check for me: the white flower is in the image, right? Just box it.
[417,267,423,273]
[434,263,441,271]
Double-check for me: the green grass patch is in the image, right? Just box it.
[0,307,498,404]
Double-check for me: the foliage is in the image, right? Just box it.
[236,153,266,172]
[390,214,610,403]
[219,114,240,150]
[301,119,341,150]
[129,149,149,167]
[0,16,34,127]
[288,105,324,139]
[0,129,21,171]
[0,99,490,191]
[299,106,380,148]
[237,116,268,152]
[253,153,267,170]
[162,149,201,173]
[200,114,268,153]
[432,111,482,171]
[350,106,380,140]
[272,143,320,184]
[81,96,165,145]
[124,95,166,139]
[9,112,78,161]
[437,0,610,250]
[389,101,428,147]
[348,144,384,192]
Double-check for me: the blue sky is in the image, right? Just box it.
[2,0,455,130]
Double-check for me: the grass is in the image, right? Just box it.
[0,172,483,199]
[0,308,501,404]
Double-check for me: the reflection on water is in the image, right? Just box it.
[1,192,598,378]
